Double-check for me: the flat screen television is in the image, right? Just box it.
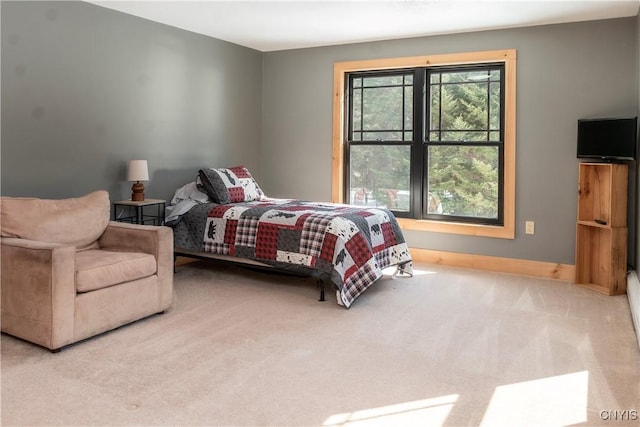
[577,117,638,161]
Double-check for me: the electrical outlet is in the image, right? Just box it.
[525,221,535,235]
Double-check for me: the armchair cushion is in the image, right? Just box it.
[0,190,110,249]
[75,249,157,293]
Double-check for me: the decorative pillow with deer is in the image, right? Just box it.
[198,166,264,204]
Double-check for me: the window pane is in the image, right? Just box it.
[363,76,404,87]
[349,73,413,142]
[427,145,499,219]
[362,87,403,134]
[353,89,362,131]
[404,86,413,129]
[441,83,488,132]
[350,145,411,212]
[430,67,504,144]
[430,85,440,135]
[442,70,491,83]
[489,82,501,130]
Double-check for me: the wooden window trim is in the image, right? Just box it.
[332,49,517,239]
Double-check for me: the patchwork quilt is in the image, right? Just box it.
[202,199,412,307]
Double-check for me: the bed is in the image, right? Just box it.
[168,166,413,308]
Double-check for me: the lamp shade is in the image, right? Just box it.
[127,160,149,182]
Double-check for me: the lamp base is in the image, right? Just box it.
[131,181,145,201]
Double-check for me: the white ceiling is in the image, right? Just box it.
[86,0,640,52]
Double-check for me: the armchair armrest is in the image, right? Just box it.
[1,238,76,350]
[98,222,174,310]
[99,222,172,257]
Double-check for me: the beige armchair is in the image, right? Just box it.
[1,190,173,351]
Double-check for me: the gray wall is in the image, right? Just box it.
[262,18,638,266]
[1,1,262,204]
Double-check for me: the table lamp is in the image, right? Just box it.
[127,160,149,201]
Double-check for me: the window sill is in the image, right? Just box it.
[396,217,515,239]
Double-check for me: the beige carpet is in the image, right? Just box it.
[2,260,639,426]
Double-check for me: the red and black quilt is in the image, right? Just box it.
[203,198,412,307]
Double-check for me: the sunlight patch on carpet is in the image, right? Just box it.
[480,371,589,426]
[323,394,458,426]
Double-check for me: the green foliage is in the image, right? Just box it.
[428,146,498,218]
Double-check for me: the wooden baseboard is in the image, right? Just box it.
[409,248,575,282]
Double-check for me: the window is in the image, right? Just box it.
[333,50,516,239]
[348,72,413,212]
[425,65,503,224]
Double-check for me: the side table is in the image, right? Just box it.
[113,199,166,226]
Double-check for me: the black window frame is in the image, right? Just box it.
[344,62,506,226]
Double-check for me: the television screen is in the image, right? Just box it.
[577,117,637,161]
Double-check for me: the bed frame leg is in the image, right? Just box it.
[317,279,325,302]
[393,261,414,278]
